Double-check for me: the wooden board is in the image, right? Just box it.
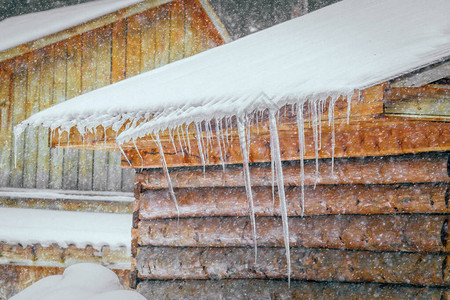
[137,279,448,300]
[137,152,449,190]
[0,61,14,187]
[138,183,449,219]
[138,214,448,252]
[136,246,449,285]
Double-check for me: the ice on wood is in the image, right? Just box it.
[11,0,450,288]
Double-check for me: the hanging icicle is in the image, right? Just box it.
[154,132,179,216]
[237,116,258,263]
[296,103,306,217]
[268,109,291,286]
[194,122,206,173]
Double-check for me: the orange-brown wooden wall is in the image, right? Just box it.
[0,0,224,191]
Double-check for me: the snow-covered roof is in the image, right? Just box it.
[17,0,450,143]
[0,207,132,252]
[0,0,146,54]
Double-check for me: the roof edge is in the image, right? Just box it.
[0,0,172,63]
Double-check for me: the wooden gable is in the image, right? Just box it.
[0,0,228,192]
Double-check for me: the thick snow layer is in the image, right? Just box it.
[0,0,144,53]
[0,187,134,202]
[17,0,450,142]
[9,263,146,300]
[0,207,131,252]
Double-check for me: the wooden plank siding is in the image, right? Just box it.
[0,0,226,192]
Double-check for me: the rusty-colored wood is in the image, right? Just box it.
[137,152,449,190]
[126,13,142,78]
[48,40,67,189]
[169,0,186,63]
[78,30,97,190]
[140,9,156,73]
[10,56,28,187]
[23,51,43,188]
[93,25,112,191]
[136,246,448,285]
[123,117,450,169]
[0,61,14,187]
[64,35,82,189]
[137,279,448,300]
[154,3,172,68]
[36,45,54,189]
[138,214,449,252]
[139,183,449,219]
[0,0,173,63]
[384,85,450,121]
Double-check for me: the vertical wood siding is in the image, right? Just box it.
[0,0,224,192]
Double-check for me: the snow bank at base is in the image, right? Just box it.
[9,263,145,300]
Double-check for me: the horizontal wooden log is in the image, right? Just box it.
[123,118,450,168]
[137,152,450,190]
[138,215,449,253]
[139,183,449,219]
[137,279,449,300]
[136,247,449,286]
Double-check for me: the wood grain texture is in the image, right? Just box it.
[137,152,450,190]
[139,183,449,219]
[137,279,448,300]
[136,246,449,285]
[0,61,14,187]
[138,214,449,252]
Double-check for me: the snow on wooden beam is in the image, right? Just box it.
[136,152,449,190]
[138,214,448,252]
[0,0,174,63]
[137,183,449,219]
[390,60,450,88]
[136,246,448,286]
[137,279,449,300]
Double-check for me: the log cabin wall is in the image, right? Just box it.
[0,0,224,192]
[133,152,450,298]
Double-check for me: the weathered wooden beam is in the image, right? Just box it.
[390,60,450,88]
[138,214,448,252]
[137,279,449,300]
[123,118,449,168]
[139,183,449,219]
[137,152,449,190]
[384,85,450,121]
[136,247,448,286]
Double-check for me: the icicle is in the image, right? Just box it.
[194,122,206,173]
[154,132,179,216]
[214,118,225,171]
[176,127,184,151]
[205,121,212,161]
[296,103,306,217]
[132,139,144,170]
[218,118,227,166]
[237,116,258,263]
[268,110,291,286]
[118,144,132,167]
[311,101,319,187]
[347,94,352,124]
[169,129,177,152]
[185,125,191,153]
[328,97,337,176]
[269,121,276,209]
